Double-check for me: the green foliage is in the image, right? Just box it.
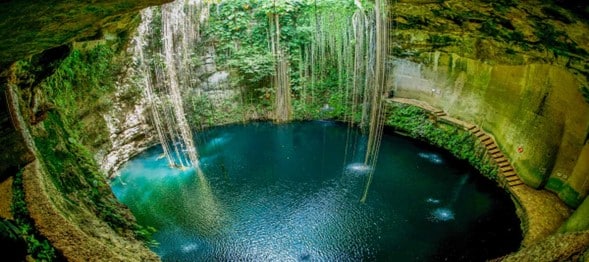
[41,44,118,126]
[188,95,216,127]
[541,6,573,24]
[397,15,430,29]
[29,44,156,246]
[204,0,360,119]
[11,170,59,261]
[428,34,454,47]
[430,7,486,27]
[386,104,498,179]
[226,48,275,90]
[479,19,525,44]
[482,0,516,13]
[34,112,150,241]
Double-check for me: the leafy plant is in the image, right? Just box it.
[11,170,59,261]
[203,0,361,120]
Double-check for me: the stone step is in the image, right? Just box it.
[483,140,495,146]
[495,157,508,163]
[480,134,491,141]
[498,161,510,168]
[493,152,504,159]
[467,125,478,131]
[488,148,501,154]
[475,131,486,138]
[506,176,520,182]
[508,180,524,187]
[503,171,517,177]
[500,166,513,173]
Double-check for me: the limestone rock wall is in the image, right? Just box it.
[0,0,173,67]
[389,0,589,208]
[391,53,589,207]
[97,40,238,177]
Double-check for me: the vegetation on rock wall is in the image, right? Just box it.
[11,170,59,261]
[8,41,158,258]
[1,0,587,260]
[34,44,156,243]
[560,196,589,233]
[391,0,589,86]
[582,86,589,104]
[204,0,367,121]
[385,103,498,179]
[39,46,116,121]
[0,0,172,66]
[0,217,27,261]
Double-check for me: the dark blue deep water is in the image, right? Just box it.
[111,121,521,261]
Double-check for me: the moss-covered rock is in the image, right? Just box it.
[391,53,589,207]
[0,40,160,260]
[560,196,589,233]
[0,0,173,67]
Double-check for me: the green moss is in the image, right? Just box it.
[515,160,548,189]
[11,170,60,261]
[482,0,516,13]
[20,43,156,245]
[559,196,589,233]
[559,184,584,208]
[534,22,588,57]
[546,176,565,192]
[34,110,155,243]
[546,177,585,208]
[428,34,455,47]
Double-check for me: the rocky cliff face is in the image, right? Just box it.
[96,4,238,177]
[0,0,173,67]
[390,0,589,209]
[96,45,236,177]
[0,1,173,261]
[1,0,589,260]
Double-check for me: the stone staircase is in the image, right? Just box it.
[388,97,526,189]
[466,124,524,187]
[433,109,447,117]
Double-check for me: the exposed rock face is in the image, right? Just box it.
[389,0,589,209]
[0,0,588,260]
[197,47,236,105]
[98,84,155,177]
[97,16,239,176]
[0,1,172,261]
[0,0,173,67]
[392,55,589,206]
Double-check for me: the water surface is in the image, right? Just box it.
[111,121,521,261]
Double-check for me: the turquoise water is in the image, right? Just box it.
[111,121,521,261]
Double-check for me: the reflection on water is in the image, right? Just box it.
[111,121,521,261]
[418,152,444,164]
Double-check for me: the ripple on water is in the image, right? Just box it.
[430,207,455,222]
[418,152,443,164]
[345,163,372,175]
[112,121,522,261]
[425,198,441,204]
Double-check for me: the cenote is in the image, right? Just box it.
[111,121,521,261]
